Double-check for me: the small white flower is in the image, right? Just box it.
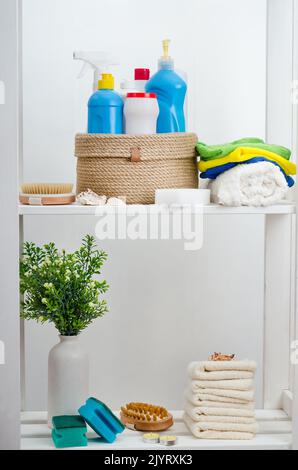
[44,283,53,289]
[42,298,47,304]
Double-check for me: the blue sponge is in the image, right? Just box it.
[79,398,125,444]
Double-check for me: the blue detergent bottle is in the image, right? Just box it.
[88,73,123,134]
[146,39,187,133]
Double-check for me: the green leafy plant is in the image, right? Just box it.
[20,235,109,336]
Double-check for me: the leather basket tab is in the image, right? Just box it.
[130,147,141,163]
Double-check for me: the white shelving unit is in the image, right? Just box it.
[19,202,297,450]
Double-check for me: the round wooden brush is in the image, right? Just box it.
[20,183,75,206]
[121,403,173,432]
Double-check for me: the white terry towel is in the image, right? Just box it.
[184,414,255,440]
[187,400,255,411]
[191,378,253,391]
[183,413,258,436]
[188,363,254,381]
[186,389,254,407]
[184,402,255,419]
[208,162,288,207]
[190,360,257,373]
[187,387,255,403]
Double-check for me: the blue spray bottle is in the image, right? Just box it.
[88,73,123,134]
[73,52,123,134]
[146,39,187,133]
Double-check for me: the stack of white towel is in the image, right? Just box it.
[183,360,258,440]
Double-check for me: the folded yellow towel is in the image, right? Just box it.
[198,147,296,176]
[183,413,258,435]
[188,363,254,381]
[184,402,255,420]
[191,378,253,391]
[188,387,255,403]
[190,360,257,373]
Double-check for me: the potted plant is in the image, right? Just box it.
[20,235,109,425]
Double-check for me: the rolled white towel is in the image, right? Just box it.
[209,162,288,207]
[190,378,254,391]
[187,387,255,403]
[184,401,255,420]
[189,361,257,373]
[183,413,258,436]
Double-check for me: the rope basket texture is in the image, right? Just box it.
[75,133,198,204]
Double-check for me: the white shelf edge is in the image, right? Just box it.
[21,410,292,451]
[19,203,296,216]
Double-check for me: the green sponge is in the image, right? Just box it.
[52,416,88,449]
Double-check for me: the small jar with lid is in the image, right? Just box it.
[124,92,159,135]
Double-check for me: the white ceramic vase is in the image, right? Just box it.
[48,335,89,427]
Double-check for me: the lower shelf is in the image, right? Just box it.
[21,410,292,450]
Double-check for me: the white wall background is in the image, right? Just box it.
[22,0,268,411]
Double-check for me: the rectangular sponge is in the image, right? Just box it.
[79,398,125,444]
[52,415,88,449]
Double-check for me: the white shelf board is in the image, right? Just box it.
[19,203,296,216]
[21,410,292,451]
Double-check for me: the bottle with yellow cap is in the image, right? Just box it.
[88,73,124,134]
[146,39,187,133]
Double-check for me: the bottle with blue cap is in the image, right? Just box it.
[146,39,187,133]
[88,73,124,134]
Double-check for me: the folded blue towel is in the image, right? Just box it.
[200,157,295,187]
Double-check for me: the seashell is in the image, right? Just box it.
[106,197,127,207]
[210,352,235,362]
[77,189,107,206]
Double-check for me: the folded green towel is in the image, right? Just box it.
[197,138,291,161]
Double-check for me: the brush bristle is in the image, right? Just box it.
[21,183,73,195]
[121,403,169,423]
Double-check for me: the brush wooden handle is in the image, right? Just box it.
[19,195,76,206]
[121,412,173,432]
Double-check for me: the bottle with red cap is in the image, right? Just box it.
[120,68,151,98]
[124,92,159,135]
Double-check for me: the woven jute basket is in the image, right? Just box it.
[75,133,198,204]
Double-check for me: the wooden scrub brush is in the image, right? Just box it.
[120,403,173,432]
[20,183,75,206]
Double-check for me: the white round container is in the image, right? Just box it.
[48,335,89,427]
[124,92,159,135]
[155,189,211,206]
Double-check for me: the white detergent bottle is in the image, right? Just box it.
[120,68,151,100]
